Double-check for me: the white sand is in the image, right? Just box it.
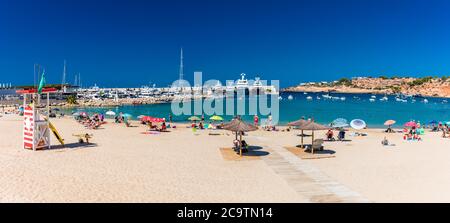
[1,113,450,202]
[0,114,302,202]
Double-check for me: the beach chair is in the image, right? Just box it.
[73,133,93,144]
[306,139,324,153]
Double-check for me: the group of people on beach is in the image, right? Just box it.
[76,113,105,129]
[326,128,346,141]
[187,113,228,131]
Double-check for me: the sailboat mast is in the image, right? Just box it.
[62,60,67,92]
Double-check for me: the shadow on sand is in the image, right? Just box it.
[46,142,98,151]
[295,144,336,155]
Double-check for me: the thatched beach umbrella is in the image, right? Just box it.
[288,119,312,148]
[223,119,258,156]
[298,121,328,153]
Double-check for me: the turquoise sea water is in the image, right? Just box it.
[62,92,450,128]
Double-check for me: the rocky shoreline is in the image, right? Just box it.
[283,77,450,98]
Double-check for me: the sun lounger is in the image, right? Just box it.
[306,139,324,153]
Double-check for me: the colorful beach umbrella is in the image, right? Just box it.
[140,116,152,122]
[404,121,417,127]
[428,120,438,125]
[384,120,396,126]
[188,116,201,121]
[122,113,132,118]
[209,115,223,121]
[106,110,116,116]
[330,118,349,128]
[350,119,366,130]
[149,117,165,123]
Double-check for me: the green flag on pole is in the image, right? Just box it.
[38,70,46,94]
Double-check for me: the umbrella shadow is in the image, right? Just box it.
[234,146,269,157]
[241,150,270,157]
[248,145,263,150]
[295,144,336,155]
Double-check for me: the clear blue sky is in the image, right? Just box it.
[1,0,450,87]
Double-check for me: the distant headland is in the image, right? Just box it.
[283,76,450,98]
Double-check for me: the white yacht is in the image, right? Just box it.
[235,73,249,89]
[252,76,263,89]
[306,96,313,100]
[287,95,294,100]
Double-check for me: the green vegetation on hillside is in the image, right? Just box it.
[408,76,433,86]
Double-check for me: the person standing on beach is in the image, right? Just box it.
[169,113,173,123]
[253,114,259,126]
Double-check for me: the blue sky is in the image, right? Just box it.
[1,0,450,87]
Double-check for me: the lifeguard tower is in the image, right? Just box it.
[16,88,59,151]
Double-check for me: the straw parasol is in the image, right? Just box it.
[223,119,258,156]
[298,121,328,152]
[288,119,312,148]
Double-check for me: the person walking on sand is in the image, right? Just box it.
[253,114,259,126]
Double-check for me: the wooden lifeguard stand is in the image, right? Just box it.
[16,88,57,151]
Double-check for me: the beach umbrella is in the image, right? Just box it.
[223,119,258,157]
[288,119,312,148]
[404,121,417,127]
[384,120,396,126]
[72,112,80,116]
[149,117,165,123]
[350,119,366,130]
[330,118,348,128]
[288,119,311,128]
[297,121,328,152]
[188,116,201,121]
[79,112,88,117]
[140,116,152,122]
[209,115,223,121]
[428,120,438,125]
[122,113,132,118]
[106,110,116,116]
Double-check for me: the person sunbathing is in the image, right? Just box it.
[160,122,167,132]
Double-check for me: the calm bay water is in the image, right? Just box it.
[62,92,450,128]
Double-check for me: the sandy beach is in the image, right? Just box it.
[1,113,450,203]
